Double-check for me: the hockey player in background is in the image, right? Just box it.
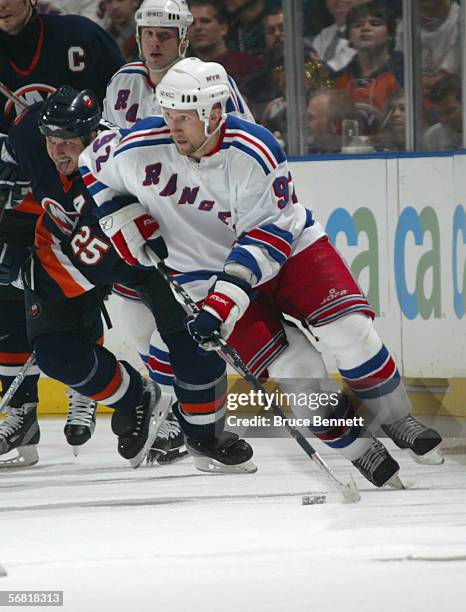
[0,0,124,464]
[1,86,256,474]
[81,58,443,488]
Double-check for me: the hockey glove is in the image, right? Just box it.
[0,137,31,210]
[99,201,168,267]
[185,274,251,351]
[0,241,29,288]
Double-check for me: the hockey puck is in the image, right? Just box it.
[302,494,326,505]
[0,563,7,577]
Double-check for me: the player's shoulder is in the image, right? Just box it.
[223,115,286,175]
[114,115,171,156]
[42,12,102,34]
[107,61,148,86]
[9,103,42,145]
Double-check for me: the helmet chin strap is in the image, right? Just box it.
[190,115,225,156]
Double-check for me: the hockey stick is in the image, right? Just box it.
[0,353,36,414]
[150,255,360,503]
[0,80,28,112]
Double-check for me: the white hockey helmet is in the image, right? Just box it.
[135,0,193,41]
[156,58,230,134]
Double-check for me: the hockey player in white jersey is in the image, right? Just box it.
[103,0,253,127]
[81,57,444,487]
[102,0,253,465]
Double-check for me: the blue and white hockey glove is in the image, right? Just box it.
[0,241,29,288]
[186,271,253,351]
[99,200,167,267]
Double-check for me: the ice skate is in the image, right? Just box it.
[352,436,403,488]
[146,407,188,466]
[64,389,97,454]
[0,403,39,468]
[111,379,171,468]
[381,415,443,465]
[187,431,257,474]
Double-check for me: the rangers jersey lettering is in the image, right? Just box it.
[80,115,325,298]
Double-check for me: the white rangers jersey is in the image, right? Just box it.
[103,60,255,128]
[79,115,324,300]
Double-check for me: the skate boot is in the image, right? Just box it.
[0,403,39,468]
[352,436,403,488]
[111,379,171,469]
[187,431,257,474]
[381,415,443,465]
[146,408,188,466]
[64,389,97,451]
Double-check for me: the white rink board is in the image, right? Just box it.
[104,152,466,380]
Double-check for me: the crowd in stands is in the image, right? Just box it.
[36,0,463,154]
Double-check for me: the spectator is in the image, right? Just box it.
[424,73,462,151]
[335,1,402,113]
[373,89,405,151]
[311,0,368,73]
[104,0,139,61]
[225,0,269,56]
[38,1,107,26]
[307,88,359,153]
[396,0,460,99]
[188,0,265,85]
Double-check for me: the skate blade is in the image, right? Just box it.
[409,448,444,465]
[385,471,406,490]
[0,445,39,469]
[129,391,172,469]
[193,455,258,474]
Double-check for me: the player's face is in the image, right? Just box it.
[45,136,85,176]
[140,27,180,71]
[349,15,389,51]
[164,109,206,157]
[0,0,33,35]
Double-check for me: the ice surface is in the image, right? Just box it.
[1,417,466,612]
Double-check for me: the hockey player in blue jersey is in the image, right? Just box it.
[1,85,256,473]
[0,0,125,464]
[81,58,443,487]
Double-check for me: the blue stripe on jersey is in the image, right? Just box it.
[87,181,108,196]
[236,235,287,265]
[222,140,271,175]
[304,208,315,228]
[227,76,245,114]
[226,247,263,282]
[97,197,134,218]
[115,138,173,156]
[339,345,389,380]
[173,270,220,284]
[259,223,293,246]
[223,115,286,174]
